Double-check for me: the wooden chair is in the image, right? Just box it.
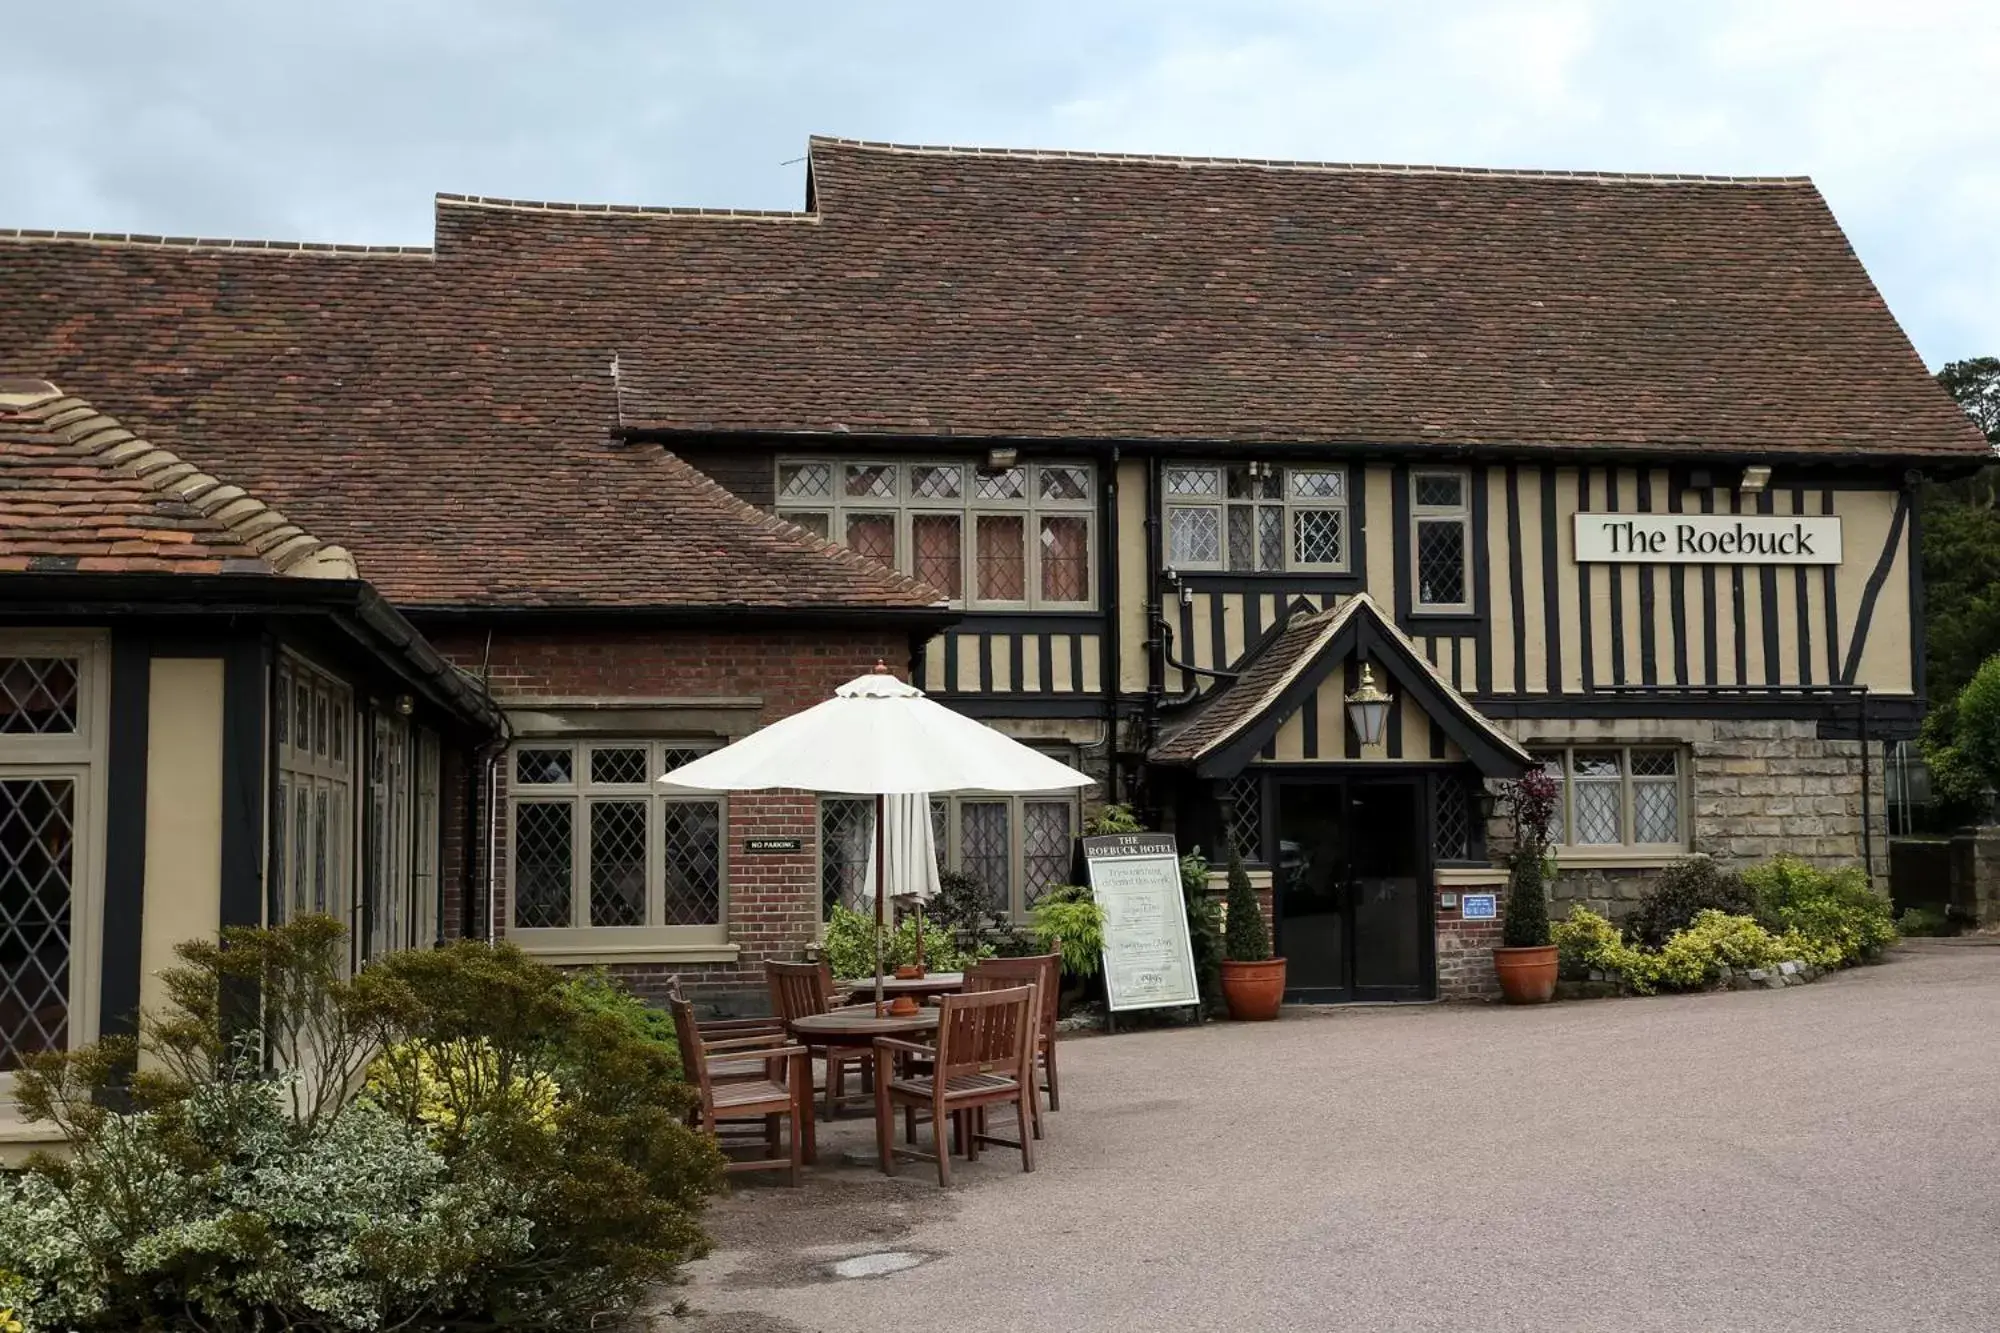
[668,990,815,1184]
[767,959,873,1117]
[873,984,1037,1186]
[966,951,1063,1135]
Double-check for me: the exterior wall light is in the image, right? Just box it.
[1739,465,1773,494]
[985,446,1019,470]
[1345,662,1393,747]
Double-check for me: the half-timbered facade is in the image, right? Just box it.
[1,135,1986,1006]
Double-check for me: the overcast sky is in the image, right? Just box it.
[5,1,1995,367]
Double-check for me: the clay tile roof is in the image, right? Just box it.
[603,136,1982,458]
[0,379,356,578]
[0,135,1981,610]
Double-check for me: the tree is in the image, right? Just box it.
[1923,359,2000,705]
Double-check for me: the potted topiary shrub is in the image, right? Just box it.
[1494,767,1561,1003]
[1219,849,1286,1020]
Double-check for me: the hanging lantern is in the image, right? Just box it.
[1345,662,1393,746]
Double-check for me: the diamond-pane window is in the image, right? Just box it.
[821,797,874,915]
[1433,775,1471,861]
[845,513,897,565]
[516,748,572,786]
[0,777,75,1070]
[778,461,833,499]
[976,515,1026,601]
[1635,782,1680,845]
[1290,469,1345,500]
[913,513,964,599]
[1293,509,1344,566]
[1415,472,1464,507]
[1537,754,1566,845]
[591,747,649,786]
[973,467,1026,501]
[1168,507,1221,565]
[1221,774,1262,862]
[1257,505,1284,571]
[1226,507,1256,570]
[1572,752,1623,845]
[662,801,722,925]
[1226,466,1281,500]
[1165,465,1219,496]
[659,746,711,776]
[1039,516,1090,603]
[0,658,79,736]
[1022,801,1073,905]
[589,801,648,927]
[1632,750,1679,779]
[960,802,1011,913]
[910,463,963,499]
[513,802,574,928]
[844,463,897,498]
[1416,519,1468,607]
[1038,465,1090,502]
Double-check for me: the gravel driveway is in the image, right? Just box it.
[672,940,2000,1333]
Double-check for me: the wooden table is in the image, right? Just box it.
[836,972,966,1004]
[789,1005,942,1042]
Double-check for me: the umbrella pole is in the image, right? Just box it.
[873,792,886,1017]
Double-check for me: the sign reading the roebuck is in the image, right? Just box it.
[1573,513,1842,565]
[1082,833,1201,1013]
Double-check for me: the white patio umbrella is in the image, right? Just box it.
[659,664,1092,1010]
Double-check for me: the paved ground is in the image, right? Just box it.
[668,940,2000,1333]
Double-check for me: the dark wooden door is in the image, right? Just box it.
[1275,776,1432,1002]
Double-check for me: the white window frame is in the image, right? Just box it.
[0,631,109,1104]
[1410,467,1474,613]
[506,739,729,960]
[1161,461,1351,574]
[1533,746,1690,861]
[274,654,357,966]
[774,457,1096,610]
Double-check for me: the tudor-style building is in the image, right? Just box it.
[0,135,1987,1018]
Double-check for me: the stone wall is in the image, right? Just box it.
[1485,716,1890,925]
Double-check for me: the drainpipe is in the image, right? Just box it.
[1101,445,1122,803]
[1142,454,1165,753]
[1858,687,1874,887]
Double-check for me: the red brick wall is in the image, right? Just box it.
[1435,887,1503,1000]
[429,626,912,1007]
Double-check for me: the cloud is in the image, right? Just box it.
[0,0,1993,365]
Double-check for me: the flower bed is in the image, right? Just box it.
[1550,854,1896,999]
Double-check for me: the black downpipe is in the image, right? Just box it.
[1101,445,1122,803]
[1859,687,1874,886]
[1143,455,1165,749]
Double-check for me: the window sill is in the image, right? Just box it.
[1552,850,1692,871]
[0,1102,65,1166]
[514,941,742,966]
[1435,866,1508,887]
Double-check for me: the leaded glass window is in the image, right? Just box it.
[775,458,1093,609]
[904,778,1086,922]
[275,655,354,960]
[1433,774,1472,862]
[1162,462,1348,572]
[1412,467,1473,612]
[0,777,75,1070]
[1220,774,1263,863]
[1533,747,1688,853]
[1021,801,1073,905]
[509,741,726,933]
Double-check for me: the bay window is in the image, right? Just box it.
[1163,462,1349,572]
[0,635,106,1084]
[275,655,355,945]
[776,458,1094,609]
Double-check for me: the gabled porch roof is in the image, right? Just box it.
[1151,592,1533,779]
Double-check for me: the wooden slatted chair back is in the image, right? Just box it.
[934,984,1034,1087]
[666,990,718,1111]
[766,959,833,1023]
[966,953,1060,1041]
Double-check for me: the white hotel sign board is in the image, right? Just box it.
[1082,833,1201,1013]
[1573,513,1842,565]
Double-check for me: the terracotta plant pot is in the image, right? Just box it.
[1220,958,1287,1021]
[894,963,925,980]
[1492,945,1559,1004]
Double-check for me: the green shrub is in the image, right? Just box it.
[1953,653,2000,789]
[1552,905,1789,995]
[1623,857,1756,949]
[822,903,984,979]
[0,919,723,1333]
[1029,884,1107,978]
[1181,851,1226,1011]
[1743,854,1896,967]
[930,867,1012,957]
[1897,905,1955,937]
[1085,803,1144,835]
[1501,768,1560,949]
[1221,850,1271,962]
[558,968,680,1074]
